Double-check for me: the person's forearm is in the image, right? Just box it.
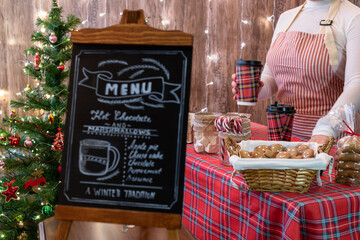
[258,74,278,100]
[313,81,360,137]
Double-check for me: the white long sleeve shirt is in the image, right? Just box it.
[259,0,360,137]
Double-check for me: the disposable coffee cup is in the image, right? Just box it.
[266,102,296,141]
[235,60,263,106]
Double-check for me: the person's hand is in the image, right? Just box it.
[231,73,264,100]
[308,135,330,145]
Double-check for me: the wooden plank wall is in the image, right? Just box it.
[1,0,359,126]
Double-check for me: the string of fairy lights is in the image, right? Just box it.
[4,0,277,116]
[80,0,170,28]
[0,0,278,234]
[201,0,276,112]
[201,0,213,112]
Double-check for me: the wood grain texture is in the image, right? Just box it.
[55,220,72,240]
[1,0,360,125]
[2,0,35,116]
[120,10,146,24]
[40,217,195,240]
[0,3,9,116]
[55,205,182,229]
[167,229,180,240]
[71,24,193,46]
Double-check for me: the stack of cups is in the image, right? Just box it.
[266,102,296,141]
[215,113,251,166]
[235,60,263,106]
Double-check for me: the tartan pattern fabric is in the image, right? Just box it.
[183,122,360,240]
[235,66,261,103]
[267,112,295,141]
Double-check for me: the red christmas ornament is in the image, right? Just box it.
[48,113,55,124]
[24,137,33,147]
[34,53,41,66]
[1,179,19,202]
[49,32,58,43]
[0,134,6,141]
[24,176,46,190]
[58,63,64,72]
[8,136,20,147]
[10,110,16,117]
[35,67,40,71]
[24,169,46,190]
[57,165,61,174]
[51,128,64,151]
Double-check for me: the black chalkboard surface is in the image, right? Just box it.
[58,43,192,214]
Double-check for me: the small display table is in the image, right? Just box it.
[183,122,359,240]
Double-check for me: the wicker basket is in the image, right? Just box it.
[225,136,334,193]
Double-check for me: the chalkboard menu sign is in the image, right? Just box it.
[59,42,192,214]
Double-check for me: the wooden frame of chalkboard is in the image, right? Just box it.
[55,10,193,240]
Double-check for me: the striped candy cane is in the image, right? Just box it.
[220,138,226,163]
[222,117,231,133]
[233,118,243,134]
[214,116,224,132]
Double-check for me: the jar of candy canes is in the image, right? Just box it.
[215,113,251,166]
[193,112,221,154]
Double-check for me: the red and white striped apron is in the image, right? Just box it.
[266,0,343,138]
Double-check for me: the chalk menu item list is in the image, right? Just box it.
[59,44,192,214]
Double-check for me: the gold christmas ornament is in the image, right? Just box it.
[24,84,31,92]
[15,215,24,222]
[52,0,58,8]
[17,221,24,228]
[48,112,55,124]
[17,232,28,240]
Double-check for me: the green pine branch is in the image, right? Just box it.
[0,2,80,239]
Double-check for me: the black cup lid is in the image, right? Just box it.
[266,101,296,114]
[237,59,262,67]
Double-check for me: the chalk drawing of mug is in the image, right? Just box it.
[79,139,120,176]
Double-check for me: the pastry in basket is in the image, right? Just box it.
[240,150,251,158]
[255,145,270,153]
[276,151,291,159]
[298,144,310,154]
[264,149,277,158]
[302,149,315,158]
[235,143,315,159]
[226,137,334,193]
[287,147,298,158]
[270,144,286,152]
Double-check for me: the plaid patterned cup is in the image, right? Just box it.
[235,60,263,106]
[267,102,296,141]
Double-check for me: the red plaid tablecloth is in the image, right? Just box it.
[182,122,360,240]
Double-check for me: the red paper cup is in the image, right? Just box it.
[266,102,296,141]
[235,60,263,106]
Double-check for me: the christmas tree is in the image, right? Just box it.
[0,1,80,239]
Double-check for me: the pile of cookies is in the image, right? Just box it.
[336,136,360,186]
[239,143,315,159]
